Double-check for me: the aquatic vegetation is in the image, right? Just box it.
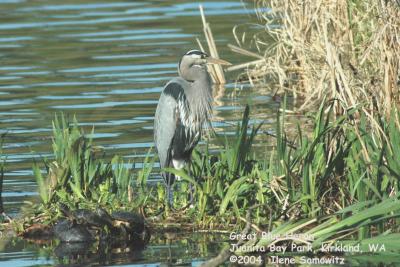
[6,98,396,264]
[237,195,400,259]
[165,105,262,221]
[28,101,400,223]
[165,97,400,237]
[200,100,400,265]
[32,114,156,217]
[27,107,265,225]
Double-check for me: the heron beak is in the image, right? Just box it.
[206,57,232,66]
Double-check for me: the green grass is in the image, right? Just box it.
[31,114,157,218]
[161,97,400,240]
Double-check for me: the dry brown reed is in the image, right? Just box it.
[234,0,399,116]
[198,5,227,84]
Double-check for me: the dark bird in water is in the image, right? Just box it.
[154,49,231,205]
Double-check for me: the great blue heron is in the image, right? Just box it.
[154,49,231,206]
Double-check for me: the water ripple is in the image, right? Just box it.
[60,63,174,73]
[0,99,34,106]
[19,2,141,12]
[51,100,158,109]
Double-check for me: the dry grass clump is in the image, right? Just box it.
[238,0,399,114]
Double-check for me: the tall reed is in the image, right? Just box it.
[250,0,399,116]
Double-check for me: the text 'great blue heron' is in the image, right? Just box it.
[154,49,231,206]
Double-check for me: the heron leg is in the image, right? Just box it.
[165,173,174,208]
[167,185,174,207]
[188,183,194,205]
[188,162,195,206]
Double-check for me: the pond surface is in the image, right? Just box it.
[0,0,281,265]
[1,232,228,266]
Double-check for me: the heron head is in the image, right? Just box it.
[178,50,231,81]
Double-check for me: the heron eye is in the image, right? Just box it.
[201,54,206,59]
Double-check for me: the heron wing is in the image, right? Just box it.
[154,80,187,169]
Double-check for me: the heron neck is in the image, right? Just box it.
[188,72,213,124]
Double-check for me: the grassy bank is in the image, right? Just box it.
[0,97,396,267]
[9,99,395,240]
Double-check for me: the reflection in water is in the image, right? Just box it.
[54,239,147,265]
[0,233,226,266]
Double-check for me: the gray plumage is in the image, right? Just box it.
[154,49,230,205]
